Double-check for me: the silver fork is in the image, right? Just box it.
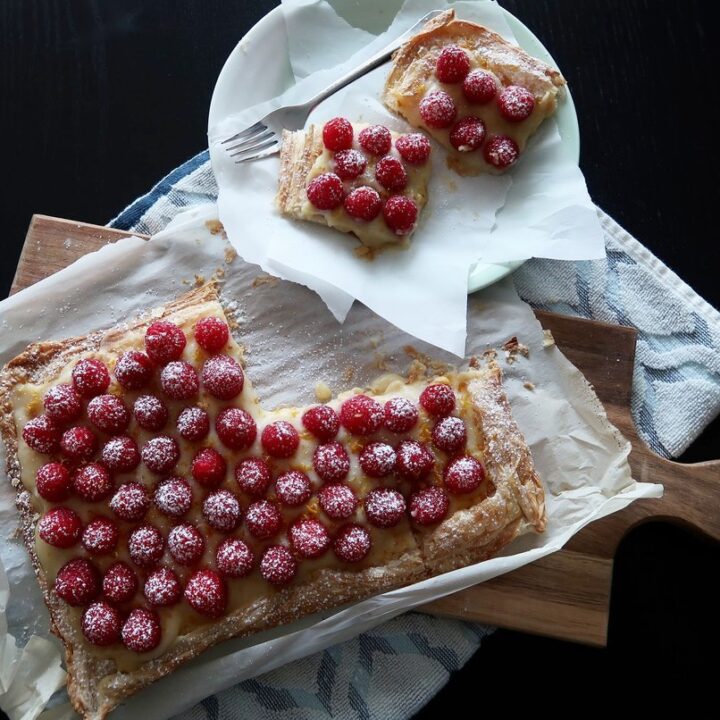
[221,10,442,163]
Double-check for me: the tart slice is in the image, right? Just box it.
[383,9,566,175]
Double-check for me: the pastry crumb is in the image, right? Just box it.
[205,220,224,236]
[252,275,280,289]
[403,346,449,377]
[543,329,555,347]
[224,246,237,264]
[194,274,206,287]
[523,381,535,391]
[314,382,332,403]
[446,178,458,192]
[502,336,529,364]
[372,353,391,372]
[353,245,375,261]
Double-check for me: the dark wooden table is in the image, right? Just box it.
[1,0,717,714]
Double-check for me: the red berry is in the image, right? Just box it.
[145,320,186,365]
[122,608,161,652]
[395,439,435,481]
[435,44,471,83]
[185,569,227,617]
[245,500,282,539]
[35,462,71,502]
[160,360,199,400]
[302,405,340,441]
[420,383,456,417]
[82,517,119,555]
[60,426,97,461]
[432,416,467,453]
[395,133,431,165]
[87,394,130,434]
[275,470,312,507]
[364,488,406,528]
[359,442,396,477]
[144,567,182,607]
[154,476,193,518]
[82,601,122,646]
[261,420,299,458]
[333,524,371,563]
[334,149,366,180]
[318,483,357,520]
[22,415,60,454]
[55,558,100,606]
[216,408,257,450]
[110,482,150,521]
[313,441,350,483]
[444,456,485,494]
[202,489,241,532]
[176,406,210,441]
[322,117,353,151]
[43,384,82,423]
[340,394,383,435]
[375,156,407,192]
[133,395,168,431]
[201,355,244,400]
[114,351,153,390]
[383,397,419,433]
[194,317,229,353]
[289,518,330,559]
[39,507,82,548]
[260,545,297,586]
[128,524,165,567]
[419,91,456,128]
[306,172,344,210]
[358,125,392,155]
[409,486,450,525]
[102,561,138,603]
[483,134,519,169]
[343,186,382,221]
[462,69,497,104]
[216,538,254,578]
[497,85,535,122]
[73,463,113,502]
[168,523,204,565]
[101,435,140,473]
[383,196,418,235]
[141,435,180,475]
[72,359,110,398]
[191,447,227,488]
[235,457,272,497]
[449,116,486,152]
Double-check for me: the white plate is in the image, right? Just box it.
[208,2,579,293]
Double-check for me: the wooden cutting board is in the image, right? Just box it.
[11,215,720,647]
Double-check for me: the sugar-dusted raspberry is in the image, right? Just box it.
[333,524,371,563]
[39,507,82,548]
[102,561,138,603]
[82,601,122,646]
[145,320,186,366]
[101,435,140,472]
[432,416,467,454]
[383,196,418,235]
[110,482,150,521]
[185,569,227,617]
[436,44,471,83]
[128,524,165,568]
[383,397,419,433]
[72,358,110,398]
[141,435,180,475]
[359,442,396,478]
[122,608,161,652]
[358,124,392,156]
[483,134,519,169]
[176,406,210,441]
[444,455,485,494]
[340,394,383,436]
[462,69,497,104]
[144,567,182,607]
[234,457,272,497]
[419,90,457,128]
[409,486,450,525]
[302,405,339,441]
[216,538,254,578]
[289,518,330,559]
[260,545,297,586]
[73,463,113,502]
[202,489,241,532]
[275,470,312,507]
[395,133,431,165]
[36,462,72,502]
[318,483,357,520]
[364,488,406,528]
[43,384,82,423]
[245,500,282,539]
[82,517,119,555]
[216,407,257,450]
[188,448,224,488]
[497,85,535,122]
[167,523,204,565]
[55,558,100,606]
[343,186,382,222]
[160,360,199,400]
[114,350,154,390]
[22,415,60,454]
[201,354,244,400]
[375,156,408,192]
[395,440,435,481]
[87,394,130,434]
[420,383,456,417]
[194,317,230,353]
[334,149,366,180]
[306,172,344,210]
[261,420,299,458]
[60,426,97,461]
[449,116,486,152]
[133,395,168,431]
[313,441,350,483]
[322,117,353,151]
[154,476,193,518]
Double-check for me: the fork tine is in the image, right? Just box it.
[233,139,281,163]
[225,128,276,154]
[221,121,266,145]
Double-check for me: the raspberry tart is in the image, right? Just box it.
[0,284,544,719]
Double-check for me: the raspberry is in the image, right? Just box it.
[73,463,113,502]
[322,117,353,151]
[55,558,100,606]
[216,538,254,577]
[154,476,193,518]
[289,518,330,559]
[168,523,205,565]
[395,133,431,165]
[449,116,486,152]
[420,383,456,417]
[306,172,344,210]
[245,500,282,539]
[82,517,119,554]
[483,135,519,169]
[133,395,168,431]
[302,405,339,441]
[60,426,97,461]
[141,435,180,475]
[101,435,140,472]
[333,524,371,563]
[122,608,161,652]
[432,416,467,453]
[72,358,110,398]
[343,186,382,221]
[114,351,153,390]
[444,456,485,494]
[334,149,366,180]
[185,569,227,617]
[87,394,130,434]
[82,601,122,646]
[383,196,418,235]
[359,442,396,478]
[160,360,199,400]
[313,441,350,483]
[340,394,383,435]
[194,317,230,353]
[235,457,272,497]
[110,482,150,521]
[375,156,407,192]
[275,470,312,507]
[102,561,138,603]
[395,440,435,481]
[128,524,165,567]
[43,384,82,423]
[145,320,186,365]
[260,545,297,586]
[39,507,82,548]
[358,125,392,155]
[201,355,244,400]
[435,44,471,83]
[22,415,60,454]
[36,462,72,502]
[419,90,456,128]
[261,420,299,458]
[190,447,226,488]
[497,85,535,122]
[318,483,357,520]
[409,486,450,525]
[176,406,210,441]
[462,69,497,104]
[364,488,406,528]
[216,407,257,450]
[383,397,419,433]
[144,567,182,607]
[202,489,241,532]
